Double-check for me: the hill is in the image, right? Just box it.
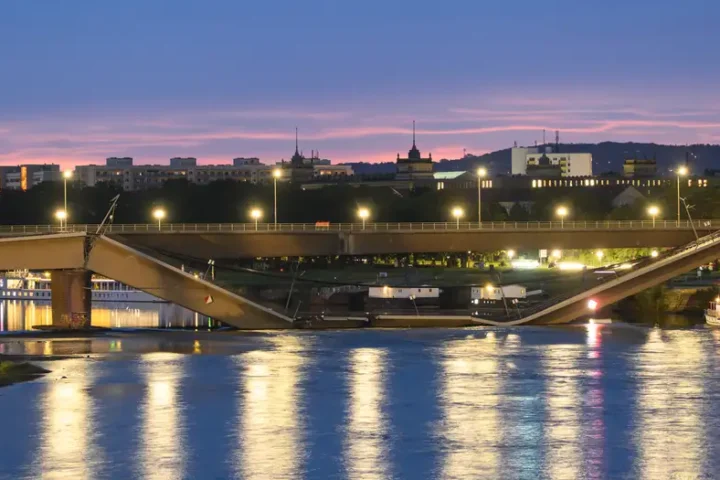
[343,142,720,176]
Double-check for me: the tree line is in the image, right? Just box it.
[0,178,717,225]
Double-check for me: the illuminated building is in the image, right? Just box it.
[395,121,434,180]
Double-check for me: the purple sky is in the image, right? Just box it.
[1,0,719,168]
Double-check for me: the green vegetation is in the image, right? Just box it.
[0,360,50,387]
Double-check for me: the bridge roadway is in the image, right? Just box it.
[0,220,716,258]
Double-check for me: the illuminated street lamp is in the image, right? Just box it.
[476,167,487,225]
[272,168,282,228]
[596,250,604,264]
[556,205,569,228]
[507,249,516,260]
[54,209,67,230]
[647,205,660,227]
[452,206,464,230]
[152,208,166,229]
[651,249,659,258]
[250,208,262,231]
[677,165,688,225]
[357,207,370,230]
[551,249,562,259]
[587,299,598,311]
[62,170,72,223]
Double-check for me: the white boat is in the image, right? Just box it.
[705,298,720,326]
[0,272,166,303]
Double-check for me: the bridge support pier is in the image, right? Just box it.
[51,269,92,329]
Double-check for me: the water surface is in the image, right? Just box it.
[1,325,720,479]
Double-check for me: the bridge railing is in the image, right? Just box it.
[0,219,717,234]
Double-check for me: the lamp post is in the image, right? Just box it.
[596,250,604,265]
[272,169,281,229]
[54,209,67,230]
[152,208,166,230]
[357,207,370,230]
[62,170,72,223]
[647,205,660,228]
[452,206,464,230]
[507,249,516,260]
[677,166,688,225]
[476,167,487,226]
[250,208,262,231]
[556,205,568,229]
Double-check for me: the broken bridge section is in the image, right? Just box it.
[0,233,292,329]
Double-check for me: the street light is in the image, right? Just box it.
[507,249,516,260]
[357,207,370,230]
[152,208,166,229]
[596,250,604,264]
[677,165,688,225]
[54,209,67,230]
[647,205,660,227]
[476,167,487,225]
[272,169,282,228]
[556,205,568,228]
[452,206,464,229]
[651,249,659,258]
[62,170,72,224]
[250,208,262,231]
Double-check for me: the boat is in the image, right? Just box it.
[705,298,720,326]
[0,271,166,303]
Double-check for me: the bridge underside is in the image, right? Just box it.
[109,227,715,259]
[0,234,291,329]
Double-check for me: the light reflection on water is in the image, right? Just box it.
[0,300,209,331]
[344,348,388,480]
[635,329,705,480]
[439,332,500,479]
[3,326,720,479]
[33,358,100,480]
[236,336,307,480]
[542,344,583,480]
[139,353,186,480]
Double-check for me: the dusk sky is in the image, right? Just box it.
[2,0,719,168]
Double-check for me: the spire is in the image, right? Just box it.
[295,127,299,155]
[412,120,416,147]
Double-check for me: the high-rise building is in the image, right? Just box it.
[106,157,134,167]
[623,159,657,178]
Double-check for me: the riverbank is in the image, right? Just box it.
[0,359,49,387]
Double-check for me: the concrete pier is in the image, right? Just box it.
[51,269,92,329]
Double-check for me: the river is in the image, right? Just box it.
[1,323,720,479]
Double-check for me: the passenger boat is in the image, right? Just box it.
[705,298,720,326]
[0,271,165,303]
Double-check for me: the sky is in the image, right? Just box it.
[1,0,720,168]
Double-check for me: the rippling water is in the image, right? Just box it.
[2,326,720,479]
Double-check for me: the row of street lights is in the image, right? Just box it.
[51,164,689,229]
[53,202,667,230]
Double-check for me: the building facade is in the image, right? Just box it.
[395,122,433,180]
[0,164,60,190]
[623,159,657,177]
[512,146,593,177]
